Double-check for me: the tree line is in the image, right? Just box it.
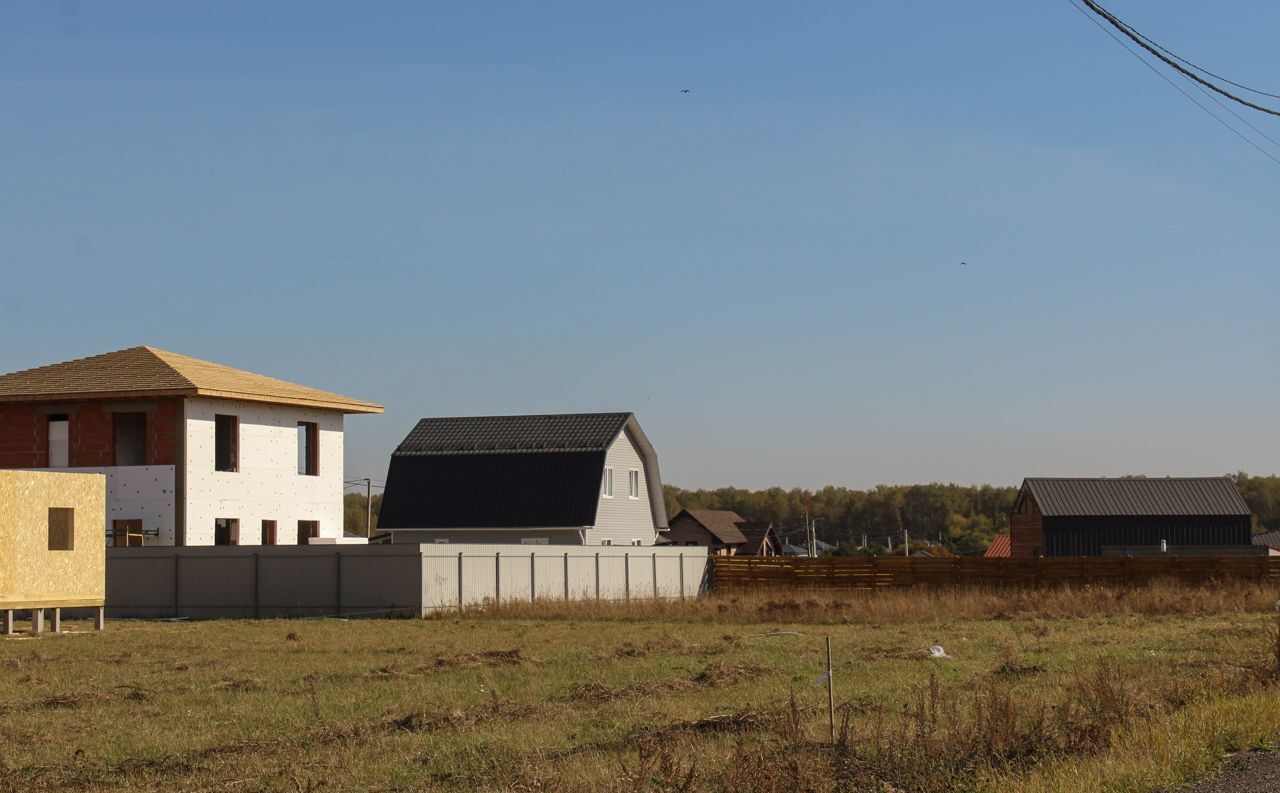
[343,472,1280,552]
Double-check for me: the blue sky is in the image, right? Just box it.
[2,1,1278,490]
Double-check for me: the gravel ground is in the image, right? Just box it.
[1173,750,1280,793]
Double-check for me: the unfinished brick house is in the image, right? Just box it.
[0,347,381,546]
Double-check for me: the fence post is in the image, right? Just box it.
[652,553,659,599]
[595,553,601,600]
[624,553,631,601]
[495,552,501,603]
[457,552,465,610]
[563,552,570,600]
[679,553,686,600]
[530,552,537,602]
[335,551,342,617]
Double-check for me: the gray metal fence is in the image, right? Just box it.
[105,544,710,619]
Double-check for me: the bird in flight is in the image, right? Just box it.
[681,89,690,94]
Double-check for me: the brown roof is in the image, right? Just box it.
[0,346,383,413]
[736,521,777,555]
[1022,477,1249,517]
[679,509,748,545]
[984,533,1011,558]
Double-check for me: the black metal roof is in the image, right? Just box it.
[1023,477,1250,518]
[394,413,632,456]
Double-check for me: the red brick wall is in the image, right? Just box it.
[0,399,179,468]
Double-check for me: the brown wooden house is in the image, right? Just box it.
[662,509,748,555]
[1010,477,1252,557]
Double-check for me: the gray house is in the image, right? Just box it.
[377,412,668,545]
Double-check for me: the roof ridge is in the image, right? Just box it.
[137,346,199,389]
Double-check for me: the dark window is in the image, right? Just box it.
[262,520,277,546]
[113,411,147,466]
[297,422,318,476]
[297,520,319,545]
[48,508,75,551]
[214,518,239,546]
[215,415,238,472]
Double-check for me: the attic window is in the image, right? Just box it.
[48,508,74,551]
[601,468,614,498]
[215,415,238,472]
[629,470,639,499]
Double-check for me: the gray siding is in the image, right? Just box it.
[589,428,658,546]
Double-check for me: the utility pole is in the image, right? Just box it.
[365,478,373,538]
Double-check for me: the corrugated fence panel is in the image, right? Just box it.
[105,545,710,619]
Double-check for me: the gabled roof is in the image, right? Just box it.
[673,509,748,545]
[1251,530,1280,547]
[984,532,1011,558]
[0,346,382,413]
[736,521,777,555]
[394,413,631,455]
[1022,477,1250,518]
[379,412,667,531]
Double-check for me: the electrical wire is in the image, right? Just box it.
[1063,0,1280,168]
[1079,0,1280,117]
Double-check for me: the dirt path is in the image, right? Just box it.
[1173,750,1280,792]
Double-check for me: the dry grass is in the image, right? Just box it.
[0,581,1276,792]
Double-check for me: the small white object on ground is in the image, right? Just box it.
[928,645,950,659]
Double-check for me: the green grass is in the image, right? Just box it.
[0,583,1276,791]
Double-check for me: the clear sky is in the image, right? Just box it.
[2,1,1277,491]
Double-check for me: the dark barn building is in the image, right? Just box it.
[1009,477,1252,558]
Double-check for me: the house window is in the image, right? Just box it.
[601,467,613,498]
[48,508,74,551]
[297,520,319,544]
[113,411,147,466]
[262,520,277,546]
[601,538,612,546]
[630,539,643,546]
[47,414,69,468]
[111,519,145,547]
[297,422,319,476]
[214,518,239,546]
[214,415,239,472]
[521,538,549,545]
[628,470,639,499]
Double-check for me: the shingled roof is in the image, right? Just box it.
[673,510,749,545]
[378,412,667,531]
[1022,478,1250,518]
[0,346,382,413]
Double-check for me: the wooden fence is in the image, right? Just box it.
[711,555,1280,591]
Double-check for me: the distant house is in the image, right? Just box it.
[1009,477,1253,557]
[1250,530,1280,556]
[663,509,748,555]
[0,346,382,547]
[737,521,780,556]
[377,413,667,545]
[984,532,1011,558]
[781,537,835,556]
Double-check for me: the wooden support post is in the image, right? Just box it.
[50,608,61,633]
[31,609,44,635]
[457,553,465,611]
[1,610,13,635]
[494,552,501,603]
[93,606,105,631]
[530,552,537,602]
[563,552,570,601]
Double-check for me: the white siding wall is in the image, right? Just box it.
[589,429,658,546]
[182,398,344,546]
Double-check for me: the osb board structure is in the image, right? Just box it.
[712,555,1280,591]
[0,471,105,609]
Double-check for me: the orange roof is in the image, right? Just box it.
[0,347,383,414]
[984,532,1011,558]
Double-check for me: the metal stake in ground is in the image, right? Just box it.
[825,636,836,743]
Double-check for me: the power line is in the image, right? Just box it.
[1063,0,1280,168]
[1079,0,1280,117]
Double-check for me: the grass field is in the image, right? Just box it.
[2,583,1279,792]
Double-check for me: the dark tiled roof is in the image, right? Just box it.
[984,533,1011,558]
[378,451,606,529]
[395,413,632,456]
[678,510,748,545]
[1252,530,1280,547]
[1024,478,1250,518]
